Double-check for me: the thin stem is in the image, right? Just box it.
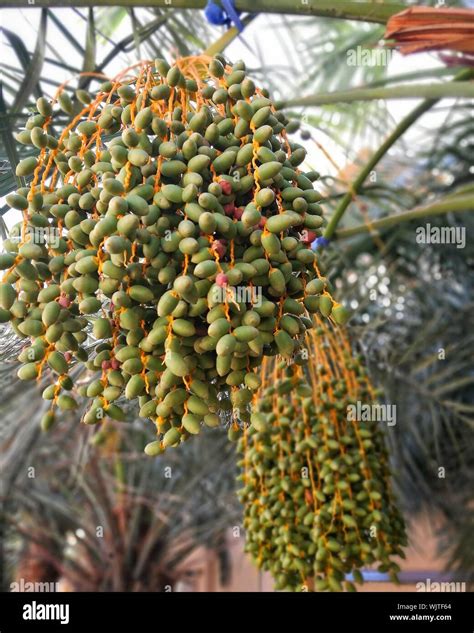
[323,67,474,240]
[2,0,406,24]
[280,82,474,107]
[361,66,458,89]
[204,15,255,56]
[335,194,474,240]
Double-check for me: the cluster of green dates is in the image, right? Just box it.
[237,356,407,591]
[0,54,349,447]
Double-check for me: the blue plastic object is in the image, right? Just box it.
[221,0,244,31]
[204,0,244,32]
[204,0,228,26]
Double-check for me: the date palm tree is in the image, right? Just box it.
[1,0,473,588]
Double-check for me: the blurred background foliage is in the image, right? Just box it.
[1,1,473,590]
